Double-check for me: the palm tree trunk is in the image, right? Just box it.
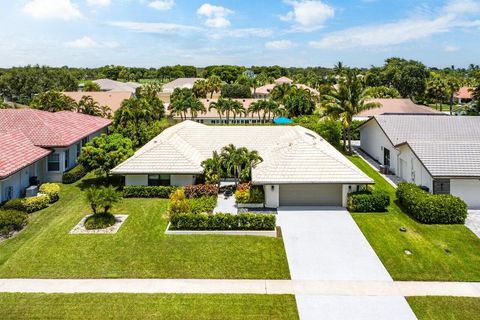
[348,127,352,154]
[342,128,347,152]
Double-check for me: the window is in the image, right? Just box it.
[81,137,89,146]
[383,148,391,166]
[76,143,81,158]
[64,150,70,170]
[148,174,171,186]
[433,179,450,195]
[48,153,60,171]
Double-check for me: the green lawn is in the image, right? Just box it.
[348,155,480,281]
[407,297,480,320]
[0,293,298,320]
[0,179,290,279]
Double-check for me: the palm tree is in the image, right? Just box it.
[220,145,263,186]
[201,151,224,187]
[185,96,206,119]
[209,98,245,124]
[77,95,101,116]
[206,75,223,98]
[271,83,295,105]
[239,148,263,182]
[445,77,461,115]
[322,71,380,153]
[249,99,281,122]
[192,79,208,98]
[333,61,344,76]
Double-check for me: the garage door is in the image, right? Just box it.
[279,184,343,206]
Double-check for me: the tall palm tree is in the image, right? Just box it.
[206,75,223,98]
[77,95,101,116]
[192,79,208,98]
[322,71,380,153]
[249,99,281,122]
[271,83,295,106]
[239,148,263,182]
[185,96,206,119]
[209,98,245,124]
[201,151,224,187]
[445,77,461,115]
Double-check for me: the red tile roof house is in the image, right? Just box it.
[0,109,111,202]
[454,87,474,104]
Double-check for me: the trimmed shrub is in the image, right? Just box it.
[347,189,390,212]
[84,213,116,230]
[186,196,217,214]
[396,183,467,224]
[62,164,88,184]
[3,195,50,213]
[39,183,60,203]
[123,186,177,198]
[169,212,276,231]
[184,184,219,198]
[235,187,264,204]
[0,210,28,236]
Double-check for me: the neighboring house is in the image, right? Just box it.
[454,87,474,104]
[162,78,204,94]
[83,79,141,94]
[171,98,271,124]
[359,115,480,208]
[254,77,319,99]
[354,99,444,121]
[111,121,373,207]
[63,91,133,115]
[0,109,111,202]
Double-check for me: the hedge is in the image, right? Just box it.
[186,196,217,214]
[169,212,276,231]
[62,164,88,184]
[3,194,50,213]
[0,210,28,236]
[396,183,467,224]
[184,184,219,198]
[347,189,390,212]
[39,183,60,203]
[235,187,264,204]
[123,186,177,198]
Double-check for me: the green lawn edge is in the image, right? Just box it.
[0,293,299,320]
[407,296,480,320]
[348,154,480,281]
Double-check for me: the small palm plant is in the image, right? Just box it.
[84,186,121,230]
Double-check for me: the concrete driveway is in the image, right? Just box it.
[277,207,416,320]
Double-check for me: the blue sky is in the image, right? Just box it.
[1,0,479,68]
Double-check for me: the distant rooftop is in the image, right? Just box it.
[63,91,133,114]
[92,79,141,93]
[162,78,204,93]
[356,99,443,118]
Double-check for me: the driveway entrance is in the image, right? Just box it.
[277,207,416,320]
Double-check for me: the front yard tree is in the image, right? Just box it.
[322,71,380,154]
[445,77,461,115]
[78,133,134,176]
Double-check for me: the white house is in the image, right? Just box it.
[162,78,204,94]
[0,109,111,202]
[111,121,373,208]
[359,115,480,208]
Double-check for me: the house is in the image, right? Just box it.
[63,91,133,114]
[111,121,373,207]
[359,115,480,208]
[254,77,319,99]
[454,87,474,104]
[0,109,111,202]
[87,79,141,94]
[162,78,204,93]
[354,99,444,121]
[171,98,271,124]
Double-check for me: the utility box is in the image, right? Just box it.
[25,185,38,197]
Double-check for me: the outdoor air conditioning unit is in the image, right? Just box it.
[25,185,38,197]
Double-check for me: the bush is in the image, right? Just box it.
[39,183,60,203]
[220,84,252,98]
[62,164,88,184]
[3,195,50,213]
[294,116,342,149]
[235,187,264,204]
[184,184,219,198]
[396,183,467,224]
[186,196,217,214]
[169,212,276,231]
[0,210,28,236]
[84,213,116,230]
[347,189,390,212]
[123,185,177,198]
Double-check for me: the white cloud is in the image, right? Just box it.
[280,0,335,32]
[209,28,274,39]
[23,0,82,20]
[148,0,175,11]
[443,0,480,15]
[65,36,118,49]
[265,40,294,49]
[197,3,233,28]
[443,45,460,52]
[86,0,111,7]
[309,16,452,49]
[108,21,202,34]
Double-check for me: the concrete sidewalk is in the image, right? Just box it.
[1,279,479,297]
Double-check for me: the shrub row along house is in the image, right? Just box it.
[111,121,373,207]
[0,109,111,202]
[359,114,480,208]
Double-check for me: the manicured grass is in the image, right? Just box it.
[0,293,298,320]
[0,178,290,279]
[407,297,480,320]
[348,155,480,281]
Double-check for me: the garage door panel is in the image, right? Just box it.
[280,184,342,206]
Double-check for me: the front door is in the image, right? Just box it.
[383,148,391,166]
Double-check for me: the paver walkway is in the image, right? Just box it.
[277,208,417,320]
[213,194,237,214]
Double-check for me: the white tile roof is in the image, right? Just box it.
[93,79,141,93]
[371,115,480,177]
[112,121,373,184]
[162,78,204,93]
